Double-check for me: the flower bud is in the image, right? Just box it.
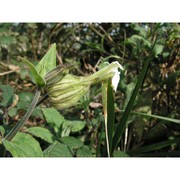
[47,61,123,109]
[47,74,90,109]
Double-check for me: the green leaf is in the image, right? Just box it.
[63,120,86,132]
[76,146,93,157]
[127,35,151,47]
[85,41,104,52]
[3,132,43,157]
[132,23,147,37]
[128,137,180,156]
[19,57,46,87]
[120,110,180,124]
[17,92,34,110]
[8,107,18,117]
[43,141,73,157]
[0,85,14,107]
[153,44,164,57]
[42,108,65,128]
[113,150,129,157]
[0,126,5,137]
[31,107,44,119]
[61,136,83,149]
[139,111,180,124]
[26,127,55,143]
[36,43,57,78]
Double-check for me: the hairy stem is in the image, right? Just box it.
[3,90,41,141]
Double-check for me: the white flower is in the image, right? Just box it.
[111,61,124,92]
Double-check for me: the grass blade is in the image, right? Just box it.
[128,137,180,156]
[126,111,180,124]
[136,150,180,157]
[112,38,158,152]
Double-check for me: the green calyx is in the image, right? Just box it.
[47,61,124,110]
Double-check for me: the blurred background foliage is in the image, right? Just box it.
[0,23,179,157]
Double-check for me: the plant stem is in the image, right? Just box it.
[3,90,41,141]
[36,93,49,107]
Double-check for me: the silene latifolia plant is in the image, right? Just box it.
[2,43,123,157]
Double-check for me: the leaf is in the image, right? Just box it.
[31,107,44,119]
[42,108,65,128]
[0,126,5,137]
[26,127,55,144]
[63,120,86,132]
[122,110,180,124]
[43,141,73,157]
[132,23,147,37]
[3,132,43,157]
[17,92,34,110]
[85,41,104,52]
[127,35,151,47]
[128,137,180,156]
[153,44,164,57]
[0,85,14,107]
[19,92,34,102]
[76,146,93,157]
[61,136,83,149]
[36,43,57,78]
[113,150,129,157]
[19,57,46,87]
[8,107,18,117]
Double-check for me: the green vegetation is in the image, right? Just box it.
[0,23,179,157]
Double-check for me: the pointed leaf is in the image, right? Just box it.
[0,126,5,137]
[3,132,43,157]
[63,120,86,132]
[42,108,65,128]
[19,57,45,87]
[0,85,14,107]
[36,43,57,78]
[43,141,73,157]
[128,34,151,47]
[61,136,83,149]
[128,137,180,156]
[153,44,164,57]
[26,127,55,143]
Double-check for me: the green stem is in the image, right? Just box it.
[3,90,41,141]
